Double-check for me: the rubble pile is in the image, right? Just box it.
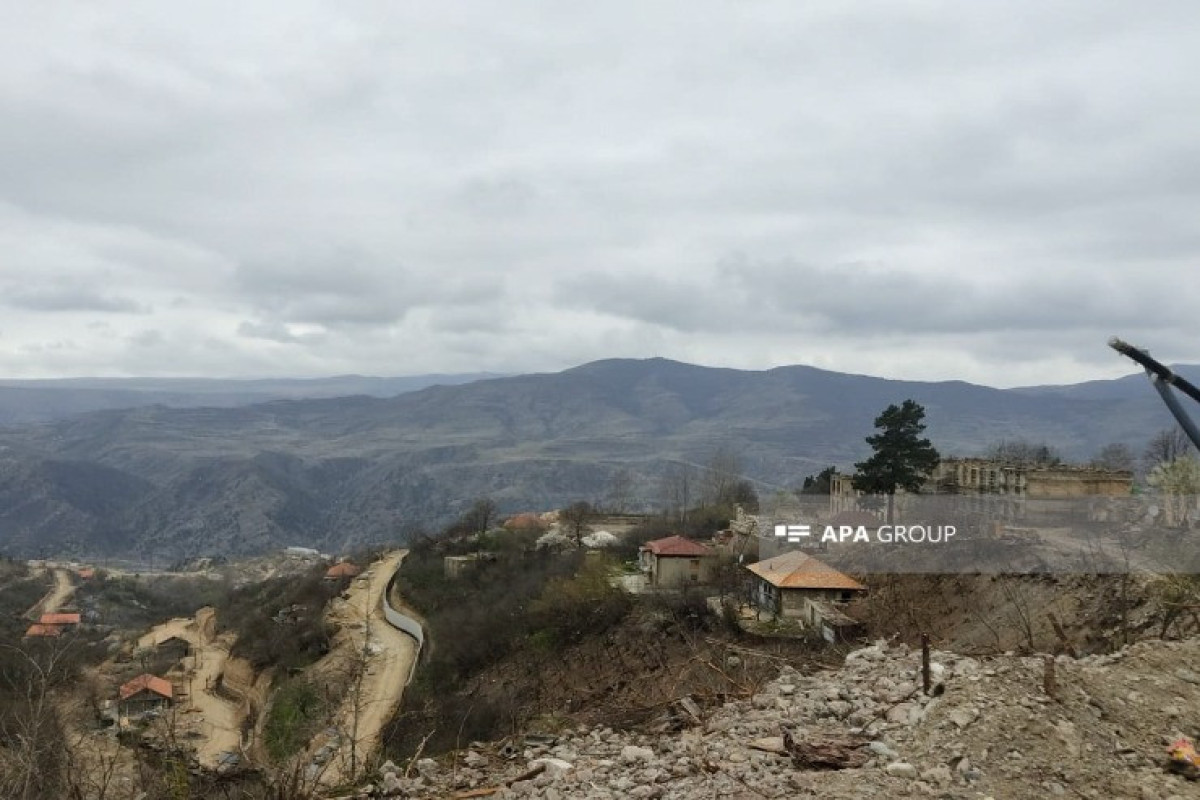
[348,637,1200,799]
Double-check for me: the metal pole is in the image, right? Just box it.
[921,633,931,695]
[1110,338,1200,453]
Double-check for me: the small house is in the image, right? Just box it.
[746,550,866,639]
[325,562,362,580]
[444,553,480,579]
[154,635,192,666]
[639,535,718,587]
[118,674,174,717]
[25,612,82,637]
[23,623,62,638]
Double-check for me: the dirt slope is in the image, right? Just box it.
[387,636,1200,799]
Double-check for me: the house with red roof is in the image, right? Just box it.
[23,623,62,638]
[746,550,867,640]
[118,674,174,717]
[324,562,362,580]
[24,612,82,637]
[639,535,718,587]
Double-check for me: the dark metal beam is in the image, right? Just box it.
[1109,337,1200,453]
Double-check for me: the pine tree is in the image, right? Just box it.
[852,399,940,523]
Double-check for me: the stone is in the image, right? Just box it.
[749,737,787,755]
[868,741,898,759]
[885,761,919,779]
[621,745,656,764]
[923,765,953,786]
[827,700,852,718]
[463,750,488,768]
[1176,668,1200,685]
[531,757,574,776]
[948,708,978,729]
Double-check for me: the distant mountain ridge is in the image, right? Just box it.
[0,373,503,425]
[0,358,1188,560]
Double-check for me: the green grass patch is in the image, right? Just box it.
[263,679,326,762]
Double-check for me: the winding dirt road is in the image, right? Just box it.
[25,567,75,620]
[315,550,417,788]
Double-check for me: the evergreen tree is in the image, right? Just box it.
[853,399,940,523]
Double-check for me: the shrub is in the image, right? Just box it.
[263,679,325,762]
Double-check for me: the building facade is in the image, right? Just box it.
[745,550,867,640]
[639,536,719,587]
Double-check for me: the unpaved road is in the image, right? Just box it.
[25,567,75,620]
[316,550,417,788]
[139,608,244,768]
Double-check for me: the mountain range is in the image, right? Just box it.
[0,373,501,425]
[0,358,1192,560]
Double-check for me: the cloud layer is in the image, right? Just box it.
[2,2,1199,385]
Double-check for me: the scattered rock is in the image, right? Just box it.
[885,761,919,779]
[621,745,655,764]
[530,757,574,776]
[390,637,1200,800]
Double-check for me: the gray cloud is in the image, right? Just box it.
[5,286,147,314]
[0,2,1198,384]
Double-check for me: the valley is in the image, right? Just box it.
[0,358,1195,560]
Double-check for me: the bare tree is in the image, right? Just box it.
[560,501,594,546]
[606,469,635,514]
[0,639,77,800]
[463,497,497,536]
[660,462,696,526]
[701,446,743,507]
[996,576,1039,652]
[985,440,1062,466]
[1144,427,1191,472]
[1092,442,1135,472]
[1147,456,1200,527]
[1150,573,1200,639]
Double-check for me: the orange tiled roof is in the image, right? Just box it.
[642,535,714,557]
[325,562,362,578]
[119,674,173,701]
[504,512,546,530]
[24,624,62,637]
[77,568,95,579]
[39,612,81,626]
[747,550,865,591]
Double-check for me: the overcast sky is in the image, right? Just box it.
[3,2,1199,386]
